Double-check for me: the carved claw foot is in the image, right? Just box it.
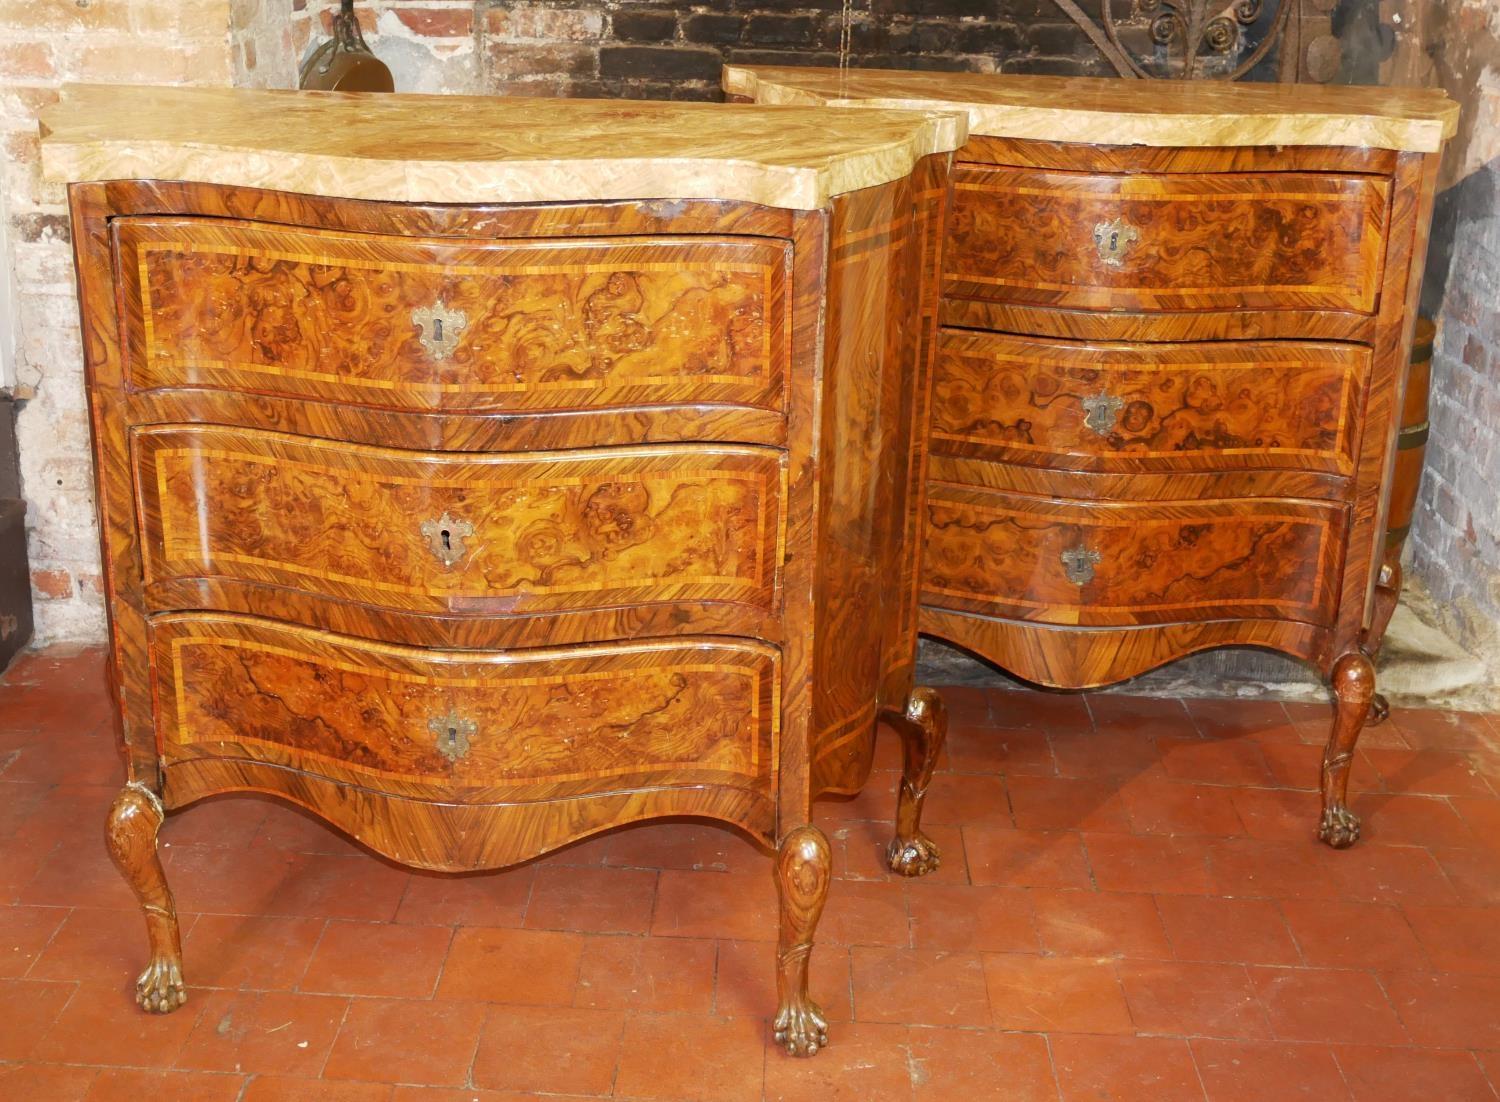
[774,994,829,1058]
[886,832,941,878]
[1318,806,1362,850]
[135,955,188,1013]
[1367,693,1390,727]
[882,686,947,878]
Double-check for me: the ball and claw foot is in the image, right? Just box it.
[1318,806,1361,850]
[135,955,188,1014]
[887,832,941,878]
[1367,693,1390,727]
[774,995,829,1058]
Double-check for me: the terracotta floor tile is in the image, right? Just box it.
[1431,847,1500,906]
[818,773,900,823]
[830,820,970,886]
[1229,787,1324,843]
[1009,775,1133,833]
[919,772,1012,827]
[1452,797,1500,852]
[0,901,66,977]
[1155,895,1302,966]
[1327,843,1460,905]
[1049,730,1165,780]
[1157,737,1275,787]
[966,827,1093,890]
[989,689,1092,732]
[32,981,200,1066]
[936,685,994,729]
[1390,708,1496,751]
[81,1071,251,1102]
[179,913,327,991]
[907,884,1037,954]
[300,921,452,999]
[1249,967,1407,1045]
[908,1026,1058,1102]
[603,820,762,874]
[1381,970,1500,1049]
[816,877,911,948]
[1117,960,1271,1039]
[1333,1045,1496,1102]
[1120,778,1248,837]
[851,946,990,1027]
[239,1077,393,1101]
[1186,699,1295,743]
[714,939,853,1024]
[653,871,777,942]
[982,953,1133,1035]
[1085,833,1216,895]
[524,865,658,935]
[615,1012,766,1102]
[323,997,485,1086]
[1190,1039,1350,1102]
[1030,888,1171,959]
[158,844,302,916]
[764,1020,913,1102]
[0,977,75,1061]
[1206,838,1344,901]
[1087,693,1197,739]
[264,854,413,923]
[254,803,365,857]
[27,907,145,984]
[1280,899,1428,971]
[159,795,273,849]
[175,988,346,1076]
[436,926,582,1005]
[574,933,717,1014]
[17,836,140,910]
[390,1089,591,1102]
[945,725,1056,776]
[394,867,533,928]
[1361,749,1495,798]
[470,1005,623,1095]
[1260,742,1325,791]
[1051,1033,1207,1102]
[0,1064,97,1101]
[1353,794,1477,849]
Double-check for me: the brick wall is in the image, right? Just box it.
[0,1,234,644]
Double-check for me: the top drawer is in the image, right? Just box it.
[116,218,789,414]
[945,167,1390,314]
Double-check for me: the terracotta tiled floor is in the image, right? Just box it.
[2,647,1499,1101]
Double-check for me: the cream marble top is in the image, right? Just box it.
[724,66,1459,154]
[39,83,967,210]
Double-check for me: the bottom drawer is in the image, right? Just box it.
[922,484,1346,628]
[151,614,779,802]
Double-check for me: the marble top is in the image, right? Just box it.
[39,83,968,210]
[723,66,1459,154]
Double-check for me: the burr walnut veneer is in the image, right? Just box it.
[42,84,964,1056]
[729,66,1458,850]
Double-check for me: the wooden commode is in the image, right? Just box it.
[727,66,1458,849]
[40,83,966,1056]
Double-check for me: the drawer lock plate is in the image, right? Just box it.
[1093,218,1139,266]
[1081,394,1124,436]
[420,512,474,568]
[412,301,468,361]
[430,709,477,763]
[1060,546,1101,586]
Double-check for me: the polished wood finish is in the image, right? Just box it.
[104,784,184,1014]
[884,687,947,877]
[69,149,952,1053]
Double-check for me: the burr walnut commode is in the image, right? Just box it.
[728,67,1457,849]
[39,84,965,1056]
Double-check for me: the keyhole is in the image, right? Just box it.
[441,529,452,551]
[1109,231,1119,253]
[444,726,457,747]
[433,318,444,343]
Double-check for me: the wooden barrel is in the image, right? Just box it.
[1385,316,1433,556]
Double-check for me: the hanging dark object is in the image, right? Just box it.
[299,0,394,92]
[1049,0,1339,83]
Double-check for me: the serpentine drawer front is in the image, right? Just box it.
[727,64,1456,852]
[45,83,965,1053]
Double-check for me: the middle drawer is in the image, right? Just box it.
[932,330,1367,475]
[132,426,785,619]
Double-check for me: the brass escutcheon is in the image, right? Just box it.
[412,301,467,361]
[1060,546,1102,586]
[1092,218,1140,266]
[1081,393,1124,436]
[420,512,473,568]
[429,709,476,763]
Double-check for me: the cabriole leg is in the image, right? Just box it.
[1319,651,1375,850]
[1364,558,1401,727]
[882,686,947,877]
[773,824,831,1057]
[105,783,186,1012]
